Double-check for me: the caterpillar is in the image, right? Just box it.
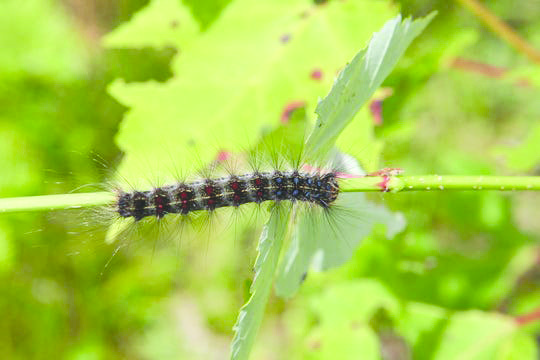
[116,170,339,221]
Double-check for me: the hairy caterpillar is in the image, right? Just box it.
[116,170,339,221]
[92,139,364,255]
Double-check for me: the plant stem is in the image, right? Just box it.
[340,175,540,192]
[0,176,539,214]
[456,0,540,64]
[0,192,114,213]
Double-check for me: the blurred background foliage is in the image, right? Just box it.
[0,0,539,359]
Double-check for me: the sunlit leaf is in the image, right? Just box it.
[0,0,89,80]
[107,0,396,182]
[433,311,537,360]
[494,123,540,171]
[102,0,200,50]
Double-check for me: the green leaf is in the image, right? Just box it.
[299,279,399,360]
[501,332,538,360]
[0,0,89,80]
[493,123,540,171]
[0,223,14,273]
[396,302,449,358]
[474,245,538,307]
[275,192,405,298]
[107,0,396,183]
[433,311,537,360]
[182,0,233,29]
[304,323,380,360]
[0,127,41,196]
[310,279,400,324]
[305,12,436,161]
[102,0,200,50]
[397,305,539,360]
[230,205,292,360]
[505,65,540,88]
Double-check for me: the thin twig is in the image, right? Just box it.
[456,0,540,63]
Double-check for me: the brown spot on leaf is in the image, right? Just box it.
[311,68,323,81]
[281,101,305,123]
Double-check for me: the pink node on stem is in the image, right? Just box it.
[377,175,391,192]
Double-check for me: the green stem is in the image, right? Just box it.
[340,175,540,192]
[1,176,540,214]
[0,192,115,213]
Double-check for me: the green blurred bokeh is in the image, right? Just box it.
[0,0,539,359]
